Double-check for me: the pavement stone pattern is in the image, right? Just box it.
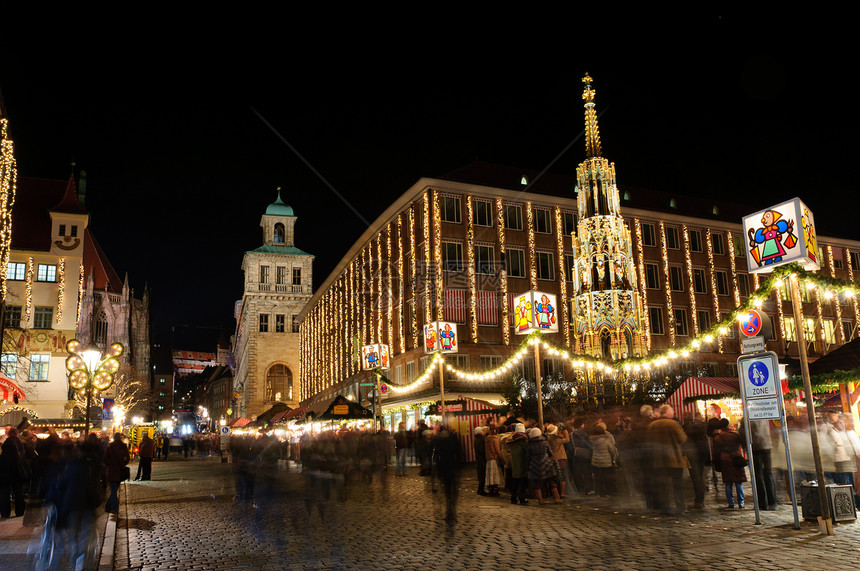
[108,456,860,571]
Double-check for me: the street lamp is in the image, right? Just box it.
[66,339,124,437]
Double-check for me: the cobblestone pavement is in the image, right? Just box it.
[112,457,860,571]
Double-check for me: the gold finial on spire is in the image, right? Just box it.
[582,73,602,159]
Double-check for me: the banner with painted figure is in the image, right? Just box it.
[361,344,390,370]
[513,291,558,334]
[424,322,458,354]
[743,197,820,274]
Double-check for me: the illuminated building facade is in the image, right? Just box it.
[232,190,314,419]
[298,77,860,421]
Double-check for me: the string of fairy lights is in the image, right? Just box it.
[0,118,17,300]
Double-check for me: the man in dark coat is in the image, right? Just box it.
[104,433,130,513]
[0,427,27,518]
[474,425,487,496]
[138,433,155,481]
[683,412,710,509]
[433,424,462,523]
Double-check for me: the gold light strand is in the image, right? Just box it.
[828,246,844,343]
[466,196,478,343]
[423,192,431,324]
[0,118,17,301]
[847,248,860,340]
[727,231,741,308]
[397,214,404,354]
[813,283,825,344]
[376,234,383,343]
[774,282,787,346]
[555,207,570,347]
[386,223,393,350]
[634,219,650,351]
[683,226,698,336]
[659,222,675,346]
[76,263,84,326]
[24,257,34,326]
[349,261,356,374]
[752,273,760,291]
[433,190,444,321]
[496,198,509,345]
[56,258,65,324]
[527,202,537,290]
[705,229,723,352]
[409,205,417,348]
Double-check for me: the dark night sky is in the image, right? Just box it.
[1,15,857,349]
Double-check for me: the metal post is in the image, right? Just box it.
[740,408,762,525]
[375,371,383,432]
[438,356,446,420]
[790,274,832,533]
[780,398,801,529]
[534,339,544,429]
[85,383,91,438]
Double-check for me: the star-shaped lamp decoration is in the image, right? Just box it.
[66,339,125,392]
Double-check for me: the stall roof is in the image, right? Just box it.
[665,377,741,420]
[230,417,252,428]
[315,395,373,421]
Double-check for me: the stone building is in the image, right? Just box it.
[297,75,860,426]
[232,190,313,419]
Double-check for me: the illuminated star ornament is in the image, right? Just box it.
[66,339,125,392]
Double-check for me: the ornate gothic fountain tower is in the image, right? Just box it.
[571,74,646,360]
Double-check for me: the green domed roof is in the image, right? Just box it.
[265,188,294,216]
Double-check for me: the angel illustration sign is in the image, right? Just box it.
[742,198,820,274]
[513,290,559,334]
[424,321,458,354]
[362,343,390,370]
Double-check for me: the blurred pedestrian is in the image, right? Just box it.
[526,427,561,504]
[547,423,570,498]
[138,432,155,481]
[484,426,503,496]
[714,418,746,509]
[473,425,487,496]
[104,433,130,514]
[590,422,618,497]
[433,423,462,523]
[394,422,410,476]
[0,427,28,518]
[740,418,777,509]
[570,418,593,495]
[649,405,689,515]
[505,423,529,504]
[683,412,710,510]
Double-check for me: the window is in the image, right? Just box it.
[507,248,526,278]
[852,252,860,270]
[442,241,464,271]
[475,244,494,275]
[669,266,684,292]
[642,223,657,247]
[265,364,292,402]
[562,211,577,235]
[712,233,725,255]
[260,265,270,284]
[835,258,844,270]
[737,274,750,298]
[70,225,78,238]
[504,204,523,230]
[292,267,302,286]
[697,310,711,331]
[1,354,17,379]
[784,316,815,342]
[59,224,66,236]
[700,363,719,377]
[645,263,660,289]
[3,305,21,328]
[823,319,836,344]
[843,321,855,341]
[480,355,503,369]
[259,314,269,333]
[649,307,664,335]
[537,251,554,280]
[277,267,286,285]
[715,271,729,296]
[674,309,689,337]
[693,268,708,294]
[474,200,493,227]
[534,208,552,233]
[725,363,739,378]
[93,312,108,348]
[666,226,680,249]
[689,230,703,253]
[292,315,300,333]
[406,361,415,382]
[34,306,53,329]
[440,195,461,223]
[732,235,745,258]
[275,314,285,333]
[6,262,25,281]
[273,223,285,244]
[29,354,50,381]
[394,365,403,384]
[36,264,57,282]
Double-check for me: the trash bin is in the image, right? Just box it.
[798,482,856,522]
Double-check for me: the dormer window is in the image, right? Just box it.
[71,225,78,237]
[59,224,66,236]
[274,223,285,244]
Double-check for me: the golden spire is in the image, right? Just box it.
[582,73,602,159]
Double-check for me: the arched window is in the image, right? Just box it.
[93,312,108,349]
[265,364,292,402]
[273,223,285,244]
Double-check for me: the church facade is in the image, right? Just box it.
[231,191,313,420]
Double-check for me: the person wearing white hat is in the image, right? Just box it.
[505,423,529,504]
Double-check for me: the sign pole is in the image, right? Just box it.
[790,273,833,533]
[533,337,544,429]
[375,370,382,432]
[780,395,801,529]
[438,355,446,421]
[739,388,762,525]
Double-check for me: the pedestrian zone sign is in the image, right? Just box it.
[737,351,782,421]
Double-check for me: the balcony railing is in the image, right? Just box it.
[256,283,308,294]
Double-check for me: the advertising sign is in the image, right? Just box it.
[512,290,559,334]
[423,322,458,354]
[361,344,390,370]
[743,197,820,274]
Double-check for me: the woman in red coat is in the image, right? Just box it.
[104,433,130,513]
[713,419,747,508]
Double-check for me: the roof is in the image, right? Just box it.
[84,227,123,291]
[808,338,860,376]
[264,191,294,217]
[246,244,313,256]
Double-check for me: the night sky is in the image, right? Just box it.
[1,15,856,349]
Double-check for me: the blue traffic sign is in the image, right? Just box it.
[748,362,769,386]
